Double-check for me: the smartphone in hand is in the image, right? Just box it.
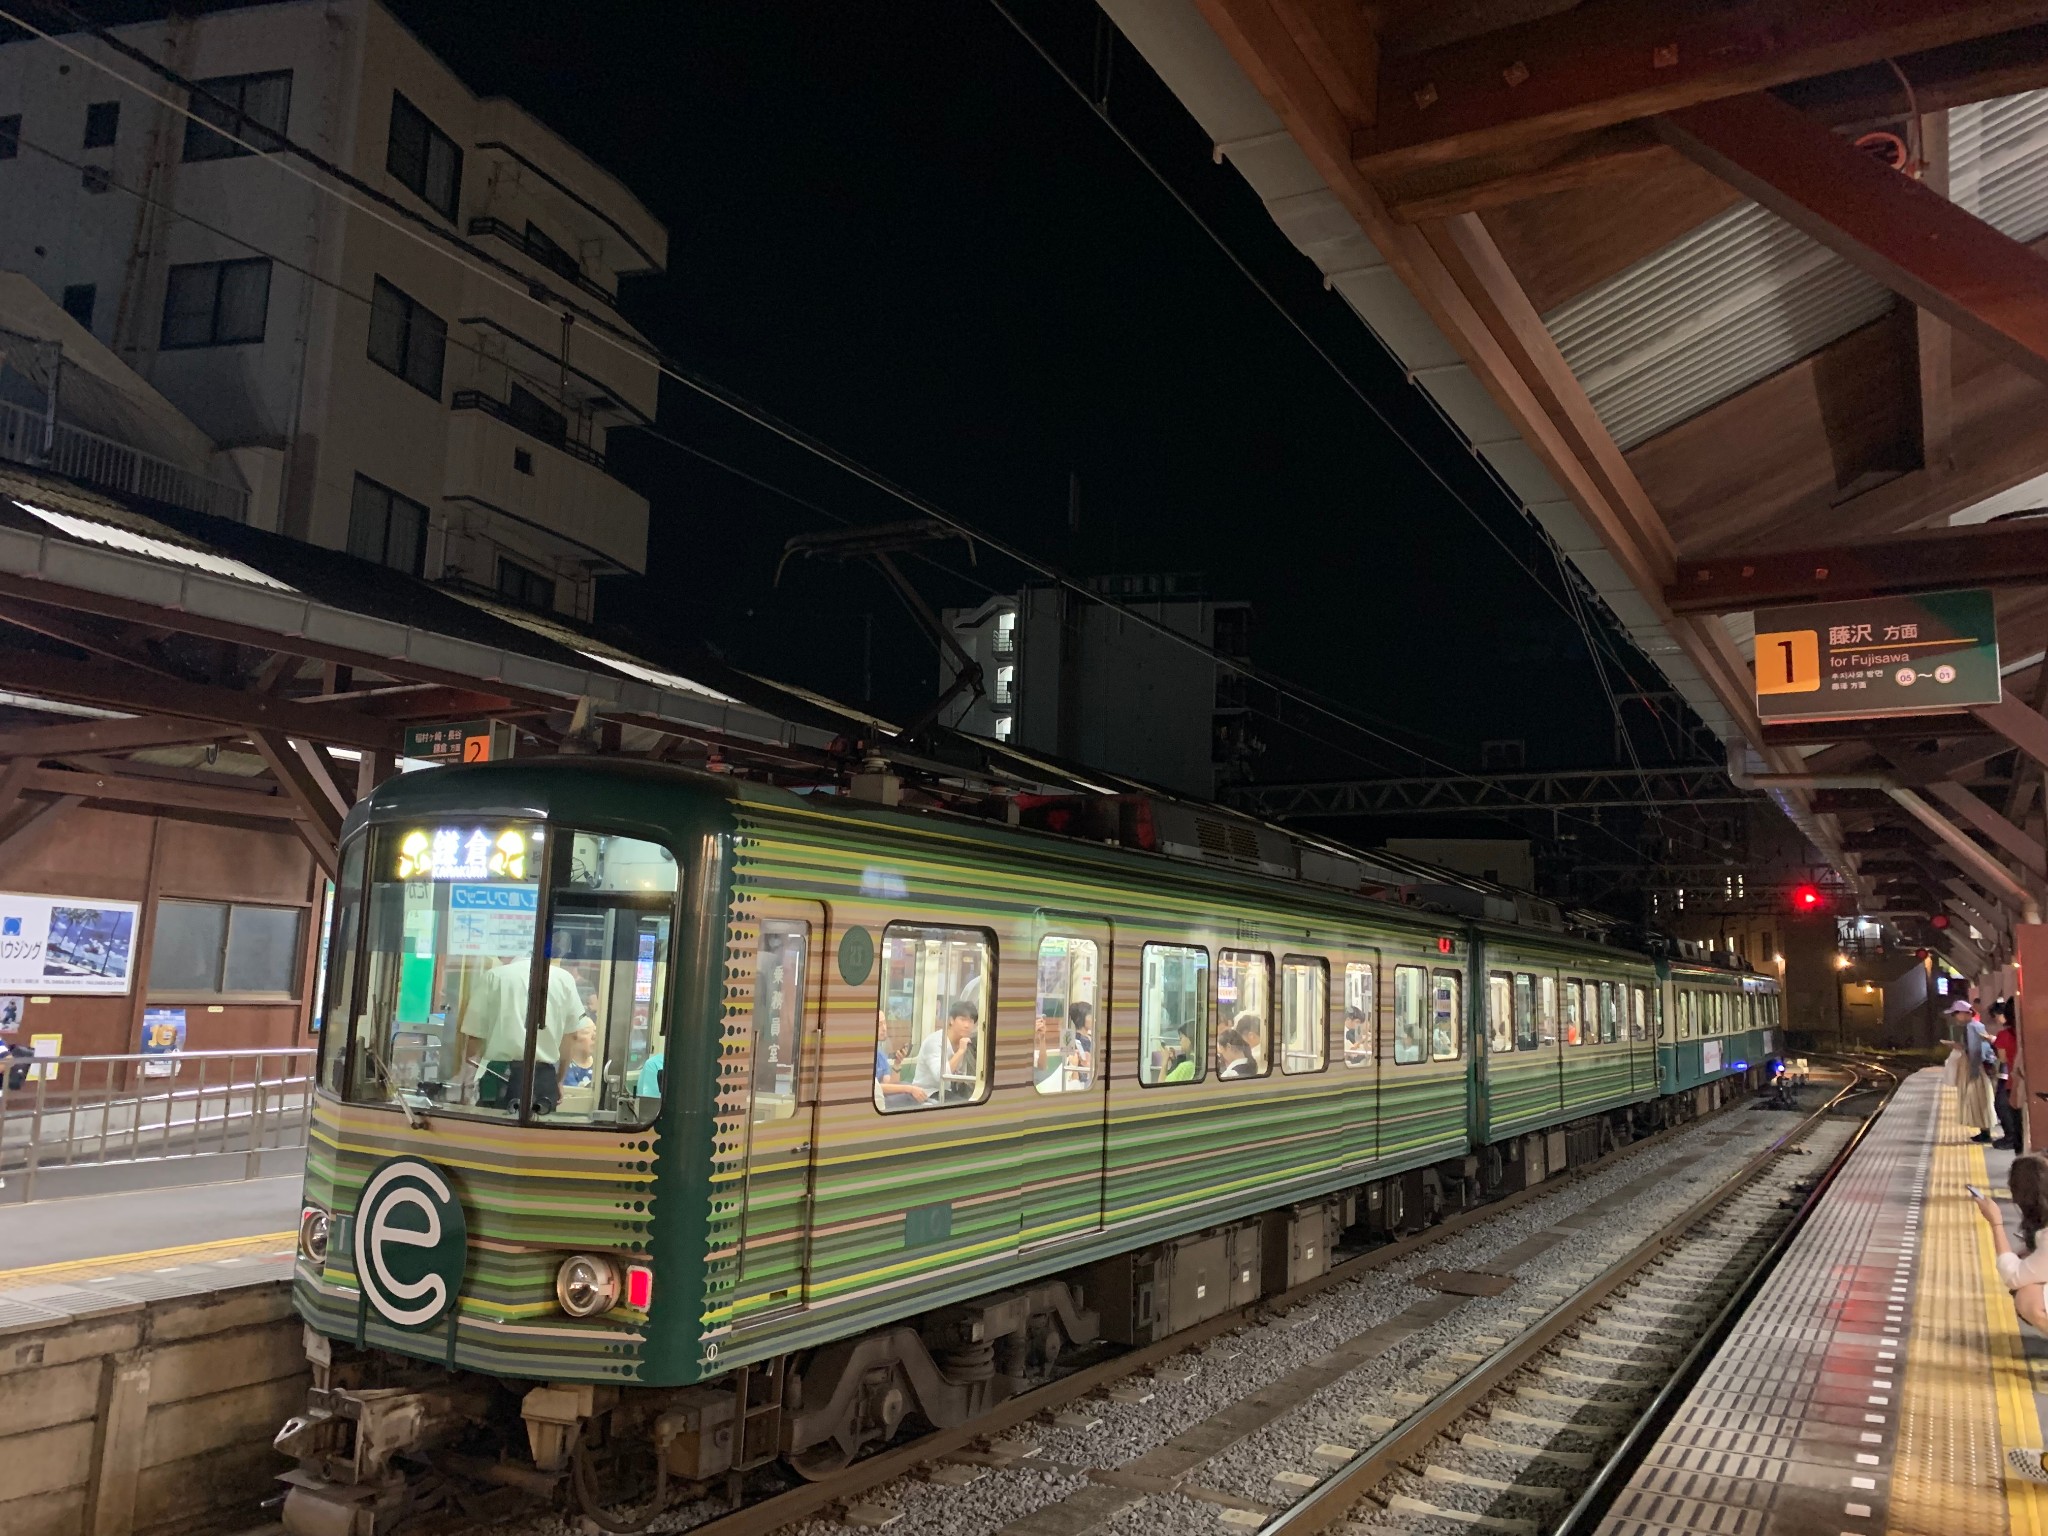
[1967,1184,1986,1200]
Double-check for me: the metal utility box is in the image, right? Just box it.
[1545,1128,1568,1177]
[1084,1219,1265,1345]
[1224,1218,1263,1306]
[1165,1231,1229,1333]
[1264,1197,1338,1293]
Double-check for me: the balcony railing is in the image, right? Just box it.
[467,216,620,307]
[0,396,249,522]
[450,389,607,469]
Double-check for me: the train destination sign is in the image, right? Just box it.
[1753,587,2000,723]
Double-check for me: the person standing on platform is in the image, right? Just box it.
[1993,1000,2024,1151]
[1948,999,1998,1145]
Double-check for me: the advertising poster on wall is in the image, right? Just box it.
[26,1032,61,1082]
[0,893,142,994]
[140,1007,187,1078]
[0,996,21,1034]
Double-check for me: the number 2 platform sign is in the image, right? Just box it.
[1754,587,2000,723]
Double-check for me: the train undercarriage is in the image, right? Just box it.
[274,1080,1746,1536]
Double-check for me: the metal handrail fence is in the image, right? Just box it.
[0,1047,314,1201]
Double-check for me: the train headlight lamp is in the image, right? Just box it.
[556,1254,620,1318]
[298,1205,330,1266]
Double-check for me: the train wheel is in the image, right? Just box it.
[789,1440,854,1481]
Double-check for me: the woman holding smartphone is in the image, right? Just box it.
[1972,1154,2048,1480]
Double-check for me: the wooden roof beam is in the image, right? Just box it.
[1667,518,2048,612]
[1656,90,2048,389]
[1353,0,2048,178]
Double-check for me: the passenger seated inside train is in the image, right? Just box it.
[1161,1028,1198,1082]
[1343,1006,1370,1064]
[912,1000,980,1103]
[1217,1027,1257,1080]
[1068,1001,1095,1068]
[875,1015,927,1108]
[1234,1012,1268,1074]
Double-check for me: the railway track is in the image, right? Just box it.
[516,1065,1889,1536]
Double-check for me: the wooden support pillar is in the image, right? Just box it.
[2015,923,2048,1149]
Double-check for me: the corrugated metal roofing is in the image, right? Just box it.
[1550,88,2048,450]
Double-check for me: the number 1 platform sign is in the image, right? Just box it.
[1754,588,2000,723]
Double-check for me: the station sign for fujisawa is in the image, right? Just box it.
[1753,587,2001,723]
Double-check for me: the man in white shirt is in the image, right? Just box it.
[460,956,586,1113]
[911,1001,980,1103]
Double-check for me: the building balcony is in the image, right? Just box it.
[466,217,620,309]
[0,396,247,522]
[442,403,646,575]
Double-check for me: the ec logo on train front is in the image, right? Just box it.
[353,1157,468,1328]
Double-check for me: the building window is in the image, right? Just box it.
[149,900,303,997]
[82,100,119,148]
[992,609,1016,655]
[367,276,445,398]
[386,91,460,221]
[992,715,1013,741]
[347,474,427,576]
[513,447,534,475]
[61,284,96,330]
[0,114,19,159]
[523,220,580,281]
[993,664,1015,708]
[160,258,270,348]
[183,71,292,161]
[497,557,555,612]
[873,924,993,1113]
[507,382,567,445]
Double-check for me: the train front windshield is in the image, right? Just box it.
[318,819,678,1127]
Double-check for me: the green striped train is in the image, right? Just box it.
[275,758,1780,1533]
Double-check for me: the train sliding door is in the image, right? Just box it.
[733,898,828,1321]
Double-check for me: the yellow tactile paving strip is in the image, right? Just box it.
[1890,1085,2048,1536]
[0,1228,294,1290]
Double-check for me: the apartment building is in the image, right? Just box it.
[0,0,666,620]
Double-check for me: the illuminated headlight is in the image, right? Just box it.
[298,1206,330,1265]
[556,1254,620,1318]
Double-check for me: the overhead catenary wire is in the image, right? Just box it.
[1,4,1704,856]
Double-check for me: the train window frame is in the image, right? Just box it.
[1278,955,1329,1075]
[1392,964,1427,1064]
[1341,960,1374,1067]
[1139,942,1210,1087]
[1215,948,1275,1080]
[747,917,810,1124]
[1561,977,1582,1047]
[1599,981,1618,1044]
[1630,985,1648,1043]
[1654,987,1666,1041]
[1487,972,1514,1055]
[1032,935,1100,1097]
[872,923,997,1115]
[1429,969,1462,1061]
[1538,975,1558,1048]
[1513,972,1538,1051]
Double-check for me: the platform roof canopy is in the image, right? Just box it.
[1105,0,2048,969]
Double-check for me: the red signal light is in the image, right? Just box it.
[1437,936,1454,954]
[1791,884,1824,911]
[1931,913,1950,930]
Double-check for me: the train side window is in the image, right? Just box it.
[1140,943,1209,1085]
[1682,990,1696,1039]
[1280,956,1329,1073]
[1562,979,1582,1046]
[1033,936,1100,1095]
[1631,986,1648,1042]
[1342,961,1373,1066]
[1538,975,1558,1046]
[1654,987,1666,1041]
[749,919,808,1122]
[1216,949,1273,1079]
[1487,973,1514,1054]
[1430,970,1462,1060]
[1513,973,1537,1051]
[874,924,993,1113]
[1599,981,1618,1044]
[1393,965,1426,1064]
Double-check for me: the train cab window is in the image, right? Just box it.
[1599,982,1618,1043]
[1487,973,1514,1055]
[875,924,993,1112]
[1513,973,1538,1051]
[1280,956,1329,1073]
[1562,979,1583,1046]
[1630,986,1648,1042]
[1430,970,1462,1060]
[342,822,674,1127]
[1033,936,1099,1096]
[1215,950,1273,1079]
[317,834,365,1095]
[1538,976,1558,1046]
[749,920,808,1122]
[1140,943,1209,1085]
[1393,965,1426,1064]
[1342,962,1373,1066]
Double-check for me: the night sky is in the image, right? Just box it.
[81,1,1679,781]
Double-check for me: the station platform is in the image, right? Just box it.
[0,1173,298,1322]
[1595,1068,2048,1536]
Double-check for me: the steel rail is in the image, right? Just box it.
[574,1092,1755,1536]
[1261,1062,1893,1536]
